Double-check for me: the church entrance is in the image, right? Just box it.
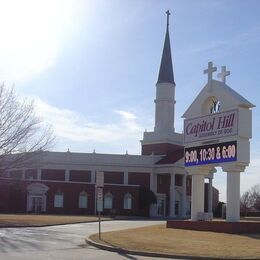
[26,183,49,213]
[31,196,43,213]
[156,194,166,217]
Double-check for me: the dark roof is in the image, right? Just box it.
[155,147,184,165]
[157,26,175,85]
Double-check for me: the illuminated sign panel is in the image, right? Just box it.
[185,141,237,167]
[184,109,238,143]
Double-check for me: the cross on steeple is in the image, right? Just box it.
[166,10,170,28]
[217,66,230,84]
[157,10,174,85]
[204,61,217,83]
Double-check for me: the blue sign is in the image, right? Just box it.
[185,141,237,167]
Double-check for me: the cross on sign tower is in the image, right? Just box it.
[217,66,230,84]
[204,61,217,83]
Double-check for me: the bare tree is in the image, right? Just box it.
[240,184,260,215]
[250,184,260,211]
[240,191,253,216]
[0,84,55,172]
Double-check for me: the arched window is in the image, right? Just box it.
[124,193,132,210]
[54,190,63,208]
[78,191,88,208]
[202,96,221,115]
[104,193,113,209]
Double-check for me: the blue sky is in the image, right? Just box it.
[0,0,259,201]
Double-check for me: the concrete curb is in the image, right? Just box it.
[85,237,228,260]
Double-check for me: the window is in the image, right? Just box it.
[78,191,88,208]
[54,190,64,208]
[104,193,113,209]
[124,193,132,210]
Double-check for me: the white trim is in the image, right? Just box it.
[169,174,175,217]
[0,177,140,187]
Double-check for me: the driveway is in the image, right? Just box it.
[0,220,167,260]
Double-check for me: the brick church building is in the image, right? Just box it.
[0,12,218,218]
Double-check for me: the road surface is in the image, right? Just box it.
[0,220,171,260]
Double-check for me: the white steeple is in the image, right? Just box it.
[154,10,176,133]
[141,10,183,155]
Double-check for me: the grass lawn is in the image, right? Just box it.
[0,214,111,227]
[90,224,260,259]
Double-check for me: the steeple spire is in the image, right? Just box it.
[166,10,170,28]
[157,10,175,85]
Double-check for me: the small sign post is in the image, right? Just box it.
[95,172,104,240]
[96,171,104,188]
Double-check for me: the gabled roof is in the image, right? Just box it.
[183,80,255,118]
[155,147,184,165]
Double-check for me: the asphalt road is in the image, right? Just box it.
[0,220,170,260]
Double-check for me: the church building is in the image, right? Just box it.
[0,12,218,218]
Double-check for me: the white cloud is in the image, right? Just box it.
[115,110,137,120]
[34,98,144,150]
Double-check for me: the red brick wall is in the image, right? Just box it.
[45,182,95,215]
[167,220,260,234]
[0,180,27,213]
[157,174,170,194]
[70,170,91,182]
[102,185,143,216]
[0,177,149,216]
[128,172,150,188]
[42,169,65,181]
[104,171,124,184]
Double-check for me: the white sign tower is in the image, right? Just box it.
[183,62,255,222]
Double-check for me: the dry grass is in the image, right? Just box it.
[0,214,110,227]
[90,224,260,259]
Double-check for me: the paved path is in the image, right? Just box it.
[0,220,171,260]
